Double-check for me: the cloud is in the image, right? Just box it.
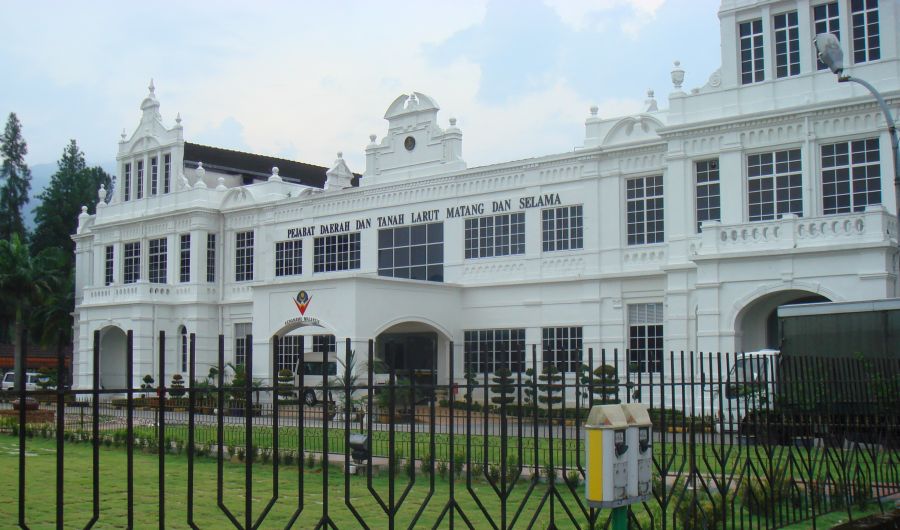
[0,0,718,176]
[542,0,666,36]
[191,117,251,152]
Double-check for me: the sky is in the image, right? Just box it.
[0,0,722,178]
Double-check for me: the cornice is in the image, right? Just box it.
[659,93,899,138]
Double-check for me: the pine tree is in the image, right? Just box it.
[31,140,111,260]
[0,113,32,241]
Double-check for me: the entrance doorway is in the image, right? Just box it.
[375,332,437,386]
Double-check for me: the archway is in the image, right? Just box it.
[375,320,451,385]
[99,326,127,390]
[734,290,830,352]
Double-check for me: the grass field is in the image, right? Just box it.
[1,434,891,529]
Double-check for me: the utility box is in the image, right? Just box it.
[621,403,653,501]
[584,404,629,507]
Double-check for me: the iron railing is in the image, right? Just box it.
[1,331,898,529]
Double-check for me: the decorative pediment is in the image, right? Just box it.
[602,115,664,146]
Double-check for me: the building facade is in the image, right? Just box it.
[73,0,899,391]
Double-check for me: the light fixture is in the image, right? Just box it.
[813,33,843,76]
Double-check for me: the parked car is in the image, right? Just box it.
[1,371,43,392]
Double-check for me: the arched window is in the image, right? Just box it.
[179,326,188,373]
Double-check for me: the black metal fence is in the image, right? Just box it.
[1,330,898,529]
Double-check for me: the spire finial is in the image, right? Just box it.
[120,128,127,142]
[176,112,182,125]
[148,78,155,94]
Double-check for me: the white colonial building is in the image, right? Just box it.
[73,0,899,392]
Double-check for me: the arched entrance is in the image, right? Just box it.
[99,326,127,390]
[375,321,450,385]
[271,319,339,406]
[734,290,830,352]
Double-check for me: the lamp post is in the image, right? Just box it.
[814,33,900,259]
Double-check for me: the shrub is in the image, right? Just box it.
[169,374,186,397]
[306,451,317,469]
[140,374,155,394]
[283,451,294,467]
[674,491,725,530]
[436,460,449,480]
[452,451,465,479]
[488,464,501,485]
[388,449,402,478]
[852,477,872,510]
[470,463,483,479]
[420,451,435,476]
[739,466,789,516]
[237,448,245,462]
[276,369,295,400]
[543,463,557,483]
[565,470,581,488]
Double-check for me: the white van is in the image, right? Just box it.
[712,349,779,432]
[293,353,338,405]
[1,371,43,391]
[291,351,391,406]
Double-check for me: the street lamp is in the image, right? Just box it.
[814,33,900,252]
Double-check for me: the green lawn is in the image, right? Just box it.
[1,435,891,529]
[124,421,897,483]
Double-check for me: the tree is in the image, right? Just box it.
[29,252,73,387]
[0,113,31,242]
[0,234,57,391]
[489,367,516,407]
[31,140,111,260]
[579,364,620,406]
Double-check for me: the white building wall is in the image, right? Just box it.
[72,0,900,393]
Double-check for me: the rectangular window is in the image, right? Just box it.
[774,11,800,78]
[695,159,721,232]
[179,234,191,283]
[235,231,254,282]
[275,240,303,277]
[104,245,114,286]
[150,156,158,196]
[234,323,251,367]
[739,19,764,84]
[148,237,167,284]
[136,160,144,200]
[626,175,664,245]
[851,0,880,63]
[314,232,361,273]
[163,154,171,194]
[123,163,132,202]
[542,327,582,374]
[542,205,584,252]
[822,138,881,214]
[814,2,841,70]
[379,222,444,281]
[180,329,188,373]
[123,241,141,284]
[313,335,336,354]
[748,149,802,221]
[278,335,303,373]
[464,213,524,259]
[206,233,216,283]
[628,303,663,373]
[464,329,525,374]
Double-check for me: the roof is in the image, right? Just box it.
[183,142,359,188]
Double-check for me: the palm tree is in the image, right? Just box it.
[30,260,73,388]
[0,234,59,391]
